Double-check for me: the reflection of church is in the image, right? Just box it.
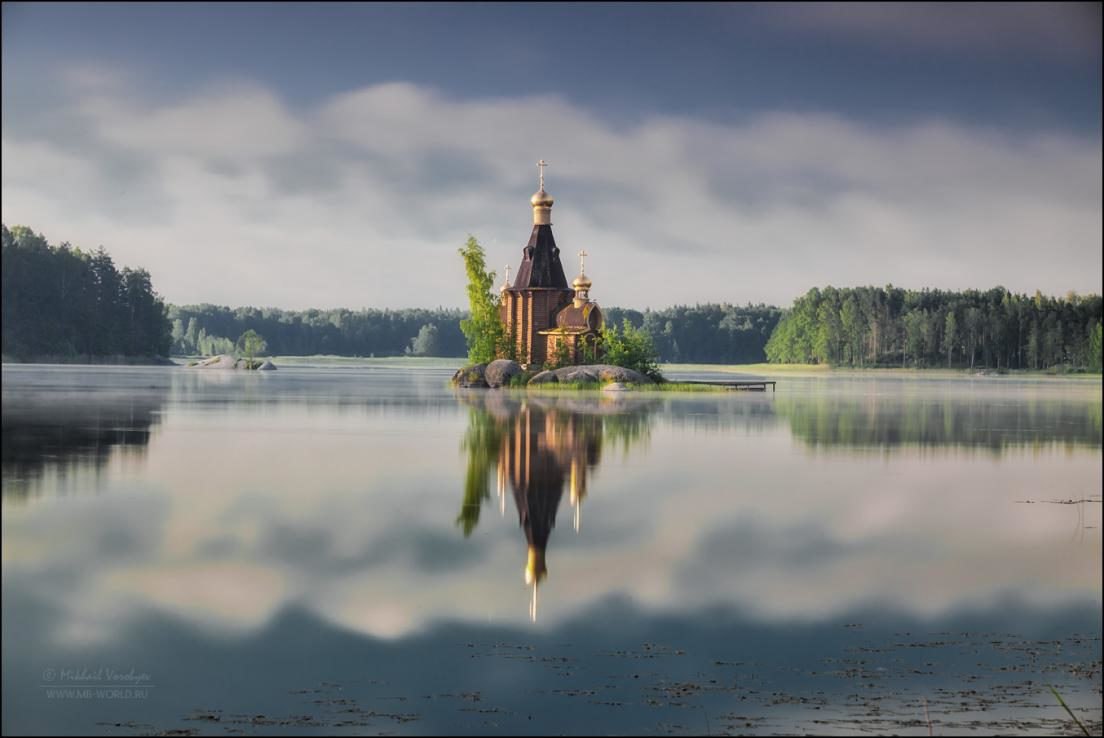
[495,403,603,620]
[499,161,603,368]
[457,394,654,622]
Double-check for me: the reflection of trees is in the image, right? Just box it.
[457,408,504,536]
[775,393,1102,452]
[457,394,654,619]
[2,388,168,500]
[170,369,459,415]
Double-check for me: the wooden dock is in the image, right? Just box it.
[679,379,776,391]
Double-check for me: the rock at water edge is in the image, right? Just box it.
[484,359,523,388]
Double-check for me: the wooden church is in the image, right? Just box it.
[499,162,603,368]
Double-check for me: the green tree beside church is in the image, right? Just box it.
[457,235,507,364]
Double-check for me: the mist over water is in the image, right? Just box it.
[2,363,1100,735]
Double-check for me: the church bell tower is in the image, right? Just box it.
[499,161,575,367]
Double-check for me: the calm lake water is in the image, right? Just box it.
[2,363,1101,735]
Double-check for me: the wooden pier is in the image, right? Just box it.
[679,379,776,391]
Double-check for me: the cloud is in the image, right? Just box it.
[84,81,306,160]
[764,2,1102,62]
[1,69,1100,309]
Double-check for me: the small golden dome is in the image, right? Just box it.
[572,273,592,290]
[530,188,554,207]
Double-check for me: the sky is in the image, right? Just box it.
[2,2,1101,310]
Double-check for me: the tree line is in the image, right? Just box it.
[167,304,470,357]
[765,285,1103,371]
[605,304,783,364]
[5,224,1099,371]
[170,302,782,363]
[2,225,171,360]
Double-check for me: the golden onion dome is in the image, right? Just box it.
[530,188,554,207]
[572,272,592,290]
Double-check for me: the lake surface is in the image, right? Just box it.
[2,363,1101,735]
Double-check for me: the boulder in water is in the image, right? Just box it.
[484,359,523,388]
[593,364,651,384]
[451,363,489,388]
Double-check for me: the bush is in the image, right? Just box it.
[543,340,571,371]
[601,319,663,381]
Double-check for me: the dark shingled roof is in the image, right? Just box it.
[512,225,569,289]
[555,302,602,331]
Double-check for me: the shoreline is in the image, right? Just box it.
[1,354,176,366]
[1,354,1100,382]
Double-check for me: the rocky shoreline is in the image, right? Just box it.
[188,354,277,370]
[451,359,653,388]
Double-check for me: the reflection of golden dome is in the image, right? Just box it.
[525,545,548,585]
[530,188,554,208]
[572,273,592,291]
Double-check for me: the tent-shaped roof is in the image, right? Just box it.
[511,224,569,290]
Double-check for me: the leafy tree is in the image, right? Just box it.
[457,235,505,364]
[185,317,199,350]
[963,307,983,368]
[840,295,864,366]
[408,323,440,356]
[171,318,186,352]
[902,309,928,366]
[1089,321,1103,372]
[814,301,842,364]
[236,329,267,368]
[1027,320,1041,370]
[579,334,601,365]
[942,310,958,367]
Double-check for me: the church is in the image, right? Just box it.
[499,162,603,368]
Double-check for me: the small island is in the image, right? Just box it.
[186,330,277,370]
[189,354,277,371]
[453,162,669,390]
[453,359,653,389]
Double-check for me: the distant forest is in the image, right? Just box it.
[605,305,782,364]
[766,285,1103,371]
[168,303,782,363]
[2,225,171,360]
[167,304,470,358]
[0,222,779,363]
